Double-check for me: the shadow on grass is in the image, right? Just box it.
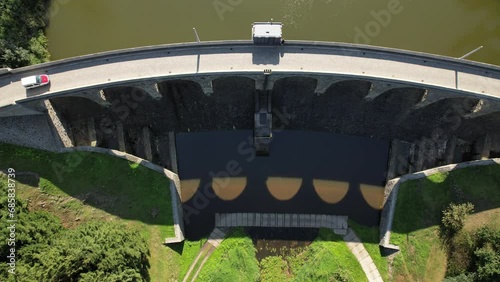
[391,163,500,235]
[0,143,174,231]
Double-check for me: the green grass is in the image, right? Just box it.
[178,238,207,280]
[390,164,500,281]
[194,228,369,282]
[349,220,389,281]
[260,255,289,282]
[197,228,260,282]
[0,143,178,281]
[293,228,367,282]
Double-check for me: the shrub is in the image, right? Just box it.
[446,231,475,276]
[260,256,288,282]
[473,227,500,282]
[443,273,475,282]
[15,221,150,281]
[442,202,474,235]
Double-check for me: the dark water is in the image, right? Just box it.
[177,130,389,239]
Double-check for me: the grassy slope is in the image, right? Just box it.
[390,164,500,282]
[177,239,207,280]
[195,227,367,282]
[197,228,260,282]
[293,228,367,282]
[255,229,368,282]
[0,143,179,281]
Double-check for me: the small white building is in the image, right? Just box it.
[252,22,283,45]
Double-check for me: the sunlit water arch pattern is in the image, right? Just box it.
[176,130,389,239]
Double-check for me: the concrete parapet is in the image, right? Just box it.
[379,158,500,252]
[0,68,12,75]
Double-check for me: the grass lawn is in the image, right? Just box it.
[177,238,207,281]
[0,143,180,281]
[197,228,260,282]
[390,164,500,281]
[293,228,367,282]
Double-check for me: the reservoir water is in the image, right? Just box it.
[46,0,499,65]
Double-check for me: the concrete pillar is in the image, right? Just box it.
[292,214,298,227]
[409,140,426,173]
[474,133,491,160]
[444,136,458,164]
[168,131,179,174]
[386,140,413,180]
[465,100,500,119]
[255,213,261,227]
[136,82,162,100]
[116,121,126,152]
[237,213,243,225]
[254,74,288,91]
[414,89,456,109]
[242,213,248,226]
[365,81,416,101]
[87,117,97,147]
[191,77,214,96]
[68,90,111,107]
[314,77,346,94]
[142,126,153,161]
[43,100,74,147]
[231,213,237,226]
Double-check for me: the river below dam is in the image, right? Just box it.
[46,0,499,65]
[176,130,389,239]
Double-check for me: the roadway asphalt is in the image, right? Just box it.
[0,41,499,109]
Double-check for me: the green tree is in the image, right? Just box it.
[16,221,150,281]
[473,227,500,282]
[0,0,51,68]
[442,202,474,235]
